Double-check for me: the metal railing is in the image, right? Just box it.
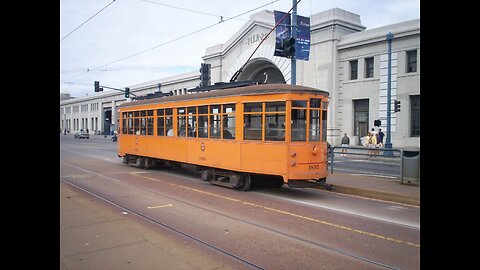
[329,145,408,184]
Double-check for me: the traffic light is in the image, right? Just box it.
[94,81,103,92]
[394,99,401,113]
[125,87,130,98]
[199,63,211,87]
[374,119,381,127]
[283,37,296,57]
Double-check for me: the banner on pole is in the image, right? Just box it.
[296,15,310,61]
[273,11,291,58]
[273,10,310,61]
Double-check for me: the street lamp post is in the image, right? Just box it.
[384,32,394,156]
[291,0,297,85]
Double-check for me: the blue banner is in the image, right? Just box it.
[273,11,291,58]
[296,15,310,61]
[273,10,310,61]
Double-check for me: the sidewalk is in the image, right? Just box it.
[322,147,420,206]
[319,172,420,206]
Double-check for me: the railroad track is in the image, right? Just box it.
[61,178,264,270]
[60,165,404,270]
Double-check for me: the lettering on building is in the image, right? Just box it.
[245,32,270,46]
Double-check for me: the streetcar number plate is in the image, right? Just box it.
[309,164,319,170]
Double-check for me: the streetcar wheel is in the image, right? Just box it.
[201,170,211,181]
[230,174,243,189]
[136,157,144,168]
[241,174,251,191]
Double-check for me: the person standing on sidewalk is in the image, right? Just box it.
[376,128,385,147]
[341,133,350,157]
[366,132,377,157]
[374,128,385,155]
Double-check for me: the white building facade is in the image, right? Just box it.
[60,8,419,147]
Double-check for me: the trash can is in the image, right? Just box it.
[402,146,420,184]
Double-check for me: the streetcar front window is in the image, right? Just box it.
[322,108,327,142]
[309,110,320,141]
[291,100,307,141]
[310,98,321,141]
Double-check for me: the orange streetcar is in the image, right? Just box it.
[117,82,330,190]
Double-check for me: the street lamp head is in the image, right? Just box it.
[386,32,394,41]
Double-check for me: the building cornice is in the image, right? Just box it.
[337,19,420,50]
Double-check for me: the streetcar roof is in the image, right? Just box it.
[119,83,329,108]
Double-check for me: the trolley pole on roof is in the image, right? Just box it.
[291,0,297,85]
[384,32,394,157]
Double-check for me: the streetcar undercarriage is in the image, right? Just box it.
[121,154,326,191]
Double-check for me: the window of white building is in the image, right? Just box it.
[406,50,417,73]
[365,57,374,78]
[410,95,420,136]
[350,60,358,80]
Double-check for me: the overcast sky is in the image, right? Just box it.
[60,0,420,98]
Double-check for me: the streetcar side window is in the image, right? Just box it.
[177,108,186,137]
[141,116,147,135]
[147,110,154,135]
[165,109,173,136]
[187,107,197,138]
[122,112,127,134]
[127,111,134,134]
[244,102,262,140]
[128,116,133,134]
[198,106,208,138]
[210,105,221,139]
[139,110,147,135]
[157,109,165,136]
[133,110,140,135]
[265,102,285,141]
[222,104,235,139]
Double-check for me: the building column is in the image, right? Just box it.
[99,102,104,134]
[111,100,117,132]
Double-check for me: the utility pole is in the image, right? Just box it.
[384,32,394,156]
[291,0,297,85]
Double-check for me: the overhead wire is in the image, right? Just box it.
[62,0,280,84]
[60,0,118,42]
[138,0,222,19]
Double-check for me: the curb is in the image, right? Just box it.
[315,184,420,206]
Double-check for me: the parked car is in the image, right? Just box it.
[74,130,89,139]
